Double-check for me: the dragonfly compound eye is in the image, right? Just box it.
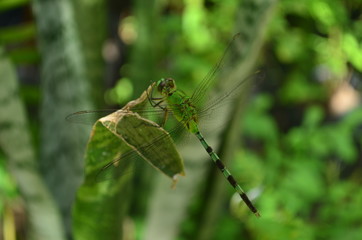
[166,78,176,89]
[157,79,166,92]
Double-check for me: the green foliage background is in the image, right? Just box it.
[1,0,362,240]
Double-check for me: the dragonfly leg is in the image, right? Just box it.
[149,97,167,109]
[153,100,168,110]
[147,84,163,106]
[160,108,169,127]
[146,81,169,126]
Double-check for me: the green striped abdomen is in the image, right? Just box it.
[195,131,260,217]
[156,78,259,216]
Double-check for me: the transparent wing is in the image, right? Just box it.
[66,107,174,126]
[198,70,265,118]
[66,82,174,126]
[191,33,244,106]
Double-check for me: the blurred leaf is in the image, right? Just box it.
[233,150,264,188]
[1,45,65,240]
[0,23,36,44]
[0,156,18,201]
[243,94,278,143]
[302,105,324,128]
[9,47,40,64]
[275,29,306,63]
[342,33,362,71]
[281,159,323,213]
[214,217,239,240]
[105,77,134,105]
[182,0,212,51]
[0,0,28,11]
[279,73,326,103]
[309,0,336,28]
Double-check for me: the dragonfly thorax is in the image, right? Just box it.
[157,78,177,96]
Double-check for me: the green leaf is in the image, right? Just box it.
[72,85,184,240]
[72,120,131,240]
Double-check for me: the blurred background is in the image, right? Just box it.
[1,0,362,240]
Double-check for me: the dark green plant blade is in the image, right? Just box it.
[73,120,132,240]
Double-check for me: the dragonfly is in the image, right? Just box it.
[68,33,261,217]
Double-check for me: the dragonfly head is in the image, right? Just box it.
[157,78,177,96]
